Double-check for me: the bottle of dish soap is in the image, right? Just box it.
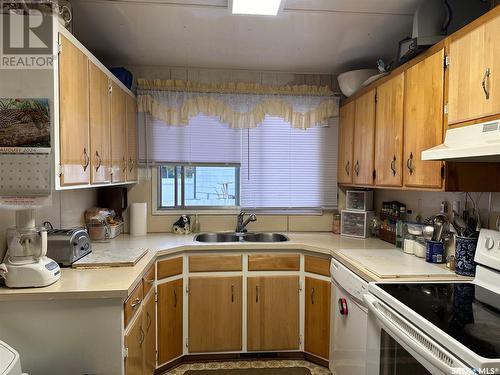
[192,214,201,233]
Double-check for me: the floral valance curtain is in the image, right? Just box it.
[137,79,339,129]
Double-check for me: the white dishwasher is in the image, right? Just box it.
[329,258,369,375]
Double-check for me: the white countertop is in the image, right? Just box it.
[0,232,470,301]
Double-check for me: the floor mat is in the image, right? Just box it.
[163,360,331,375]
[184,368,310,375]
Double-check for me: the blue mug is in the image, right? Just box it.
[426,240,445,263]
[455,236,478,276]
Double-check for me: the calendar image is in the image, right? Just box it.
[0,98,50,148]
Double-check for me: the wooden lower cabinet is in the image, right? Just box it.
[143,292,156,374]
[158,279,183,364]
[304,277,331,359]
[188,276,242,353]
[247,276,300,351]
[124,310,143,375]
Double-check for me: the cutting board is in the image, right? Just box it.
[337,249,454,278]
[72,248,148,268]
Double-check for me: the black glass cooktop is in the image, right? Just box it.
[378,283,500,359]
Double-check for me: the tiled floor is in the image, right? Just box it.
[162,360,332,375]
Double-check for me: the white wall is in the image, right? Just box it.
[0,189,98,260]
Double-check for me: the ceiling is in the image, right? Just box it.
[71,0,425,74]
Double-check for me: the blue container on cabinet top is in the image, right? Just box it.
[109,67,133,89]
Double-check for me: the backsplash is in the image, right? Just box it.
[373,189,500,230]
[0,189,97,260]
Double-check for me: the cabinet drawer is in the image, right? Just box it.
[142,264,155,296]
[304,255,331,277]
[189,255,242,272]
[157,257,183,279]
[248,254,300,271]
[124,281,144,327]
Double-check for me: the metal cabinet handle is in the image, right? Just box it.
[390,155,396,176]
[231,284,235,303]
[406,152,414,175]
[173,289,177,308]
[310,288,315,305]
[146,311,152,332]
[82,148,90,171]
[95,150,102,172]
[122,156,127,173]
[354,160,360,176]
[256,285,259,303]
[345,161,350,176]
[139,326,145,347]
[128,157,134,172]
[130,297,141,308]
[482,68,491,100]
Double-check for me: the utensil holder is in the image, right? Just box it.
[455,235,478,276]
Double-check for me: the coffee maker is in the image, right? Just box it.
[0,209,60,288]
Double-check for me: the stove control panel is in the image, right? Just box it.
[475,229,500,271]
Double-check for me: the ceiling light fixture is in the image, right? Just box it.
[231,0,282,16]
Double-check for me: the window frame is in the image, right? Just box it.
[154,163,241,212]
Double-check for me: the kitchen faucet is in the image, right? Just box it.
[236,211,257,233]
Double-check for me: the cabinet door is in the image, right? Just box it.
[158,279,183,364]
[188,276,242,353]
[304,277,331,359]
[375,73,404,187]
[58,34,90,186]
[89,62,111,184]
[404,49,444,189]
[448,17,500,125]
[124,310,143,375]
[352,89,376,186]
[338,102,355,184]
[143,291,156,374]
[110,82,127,183]
[247,276,299,351]
[126,94,138,182]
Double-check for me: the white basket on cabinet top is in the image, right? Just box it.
[341,210,374,239]
[346,190,373,211]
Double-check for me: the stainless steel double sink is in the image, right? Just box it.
[195,232,289,243]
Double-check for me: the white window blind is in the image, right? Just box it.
[139,113,338,209]
[138,113,241,164]
[240,116,338,209]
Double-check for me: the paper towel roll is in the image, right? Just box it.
[130,202,147,236]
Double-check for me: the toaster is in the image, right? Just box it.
[46,228,92,266]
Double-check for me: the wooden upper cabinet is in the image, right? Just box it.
[448,15,500,125]
[188,276,242,353]
[126,94,138,182]
[58,34,90,186]
[247,276,299,351]
[352,89,376,186]
[110,82,127,183]
[89,62,111,184]
[404,49,445,189]
[374,73,404,187]
[304,277,331,360]
[338,101,355,184]
[158,279,183,364]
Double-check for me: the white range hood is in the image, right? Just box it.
[422,120,500,162]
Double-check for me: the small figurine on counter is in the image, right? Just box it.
[173,215,191,234]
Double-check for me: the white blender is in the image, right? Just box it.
[0,209,60,288]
